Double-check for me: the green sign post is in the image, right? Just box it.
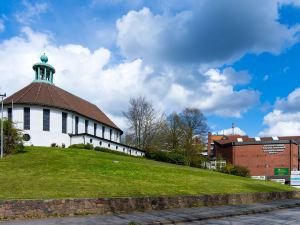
[274,168,289,176]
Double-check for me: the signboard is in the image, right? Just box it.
[291,171,300,187]
[269,179,285,184]
[262,144,286,154]
[274,168,289,176]
[251,176,266,180]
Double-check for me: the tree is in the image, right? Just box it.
[0,119,24,155]
[180,108,208,165]
[123,97,162,151]
[165,112,185,151]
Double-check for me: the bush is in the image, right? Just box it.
[190,155,207,168]
[1,119,24,155]
[220,164,250,177]
[168,152,188,165]
[146,151,188,165]
[94,146,133,157]
[68,143,94,150]
[51,143,57,147]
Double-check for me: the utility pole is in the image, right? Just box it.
[0,93,6,159]
[232,123,235,135]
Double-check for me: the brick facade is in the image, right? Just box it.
[215,138,299,177]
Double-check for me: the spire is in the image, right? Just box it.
[32,53,55,84]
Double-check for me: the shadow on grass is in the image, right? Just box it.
[14,149,28,154]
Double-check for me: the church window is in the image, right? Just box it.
[75,116,79,134]
[110,129,112,141]
[62,112,67,134]
[7,108,12,121]
[43,109,50,131]
[24,107,30,130]
[85,120,89,133]
[94,123,97,136]
[102,126,105,138]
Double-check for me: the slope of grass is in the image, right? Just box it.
[0,146,294,200]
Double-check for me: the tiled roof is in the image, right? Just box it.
[3,82,121,131]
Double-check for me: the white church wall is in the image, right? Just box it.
[3,105,125,151]
[70,134,144,156]
[4,105,70,147]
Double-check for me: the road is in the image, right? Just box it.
[178,207,300,224]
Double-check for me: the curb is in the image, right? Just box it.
[137,201,300,225]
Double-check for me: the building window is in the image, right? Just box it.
[7,108,12,121]
[62,112,67,134]
[94,123,97,136]
[123,148,125,152]
[102,126,105,138]
[108,143,110,148]
[99,141,102,146]
[116,146,118,150]
[24,107,30,130]
[90,139,93,143]
[43,109,50,131]
[85,120,89,133]
[110,129,112,141]
[75,116,79,134]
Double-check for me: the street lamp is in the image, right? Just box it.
[0,93,6,159]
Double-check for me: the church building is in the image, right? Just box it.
[3,54,145,157]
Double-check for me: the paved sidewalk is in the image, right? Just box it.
[1,198,300,225]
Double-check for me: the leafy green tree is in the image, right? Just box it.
[0,119,24,155]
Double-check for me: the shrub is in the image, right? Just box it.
[220,164,250,177]
[1,119,24,155]
[68,143,94,150]
[146,151,188,165]
[51,143,57,147]
[94,146,136,157]
[190,155,207,168]
[168,152,187,165]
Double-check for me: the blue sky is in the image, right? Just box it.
[1,0,300,137]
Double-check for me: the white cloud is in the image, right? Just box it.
[117,2,300,67]
[260,88,300,136]
[194,69,259,117]
[214,127,246,136]
[0,28,260,130]
[15,1,48,25]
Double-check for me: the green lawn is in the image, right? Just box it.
[0,146,294,200]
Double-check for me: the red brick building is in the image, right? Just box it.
[213,135,300,179]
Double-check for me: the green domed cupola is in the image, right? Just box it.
[32,53,55,84]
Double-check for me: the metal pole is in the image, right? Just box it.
[1,93,6,159]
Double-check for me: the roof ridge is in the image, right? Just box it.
[46,85,55,105]
[34,83,42,103]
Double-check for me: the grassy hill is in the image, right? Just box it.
[0,146,293,200]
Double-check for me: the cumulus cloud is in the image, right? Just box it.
[117,1,300,67]
[260,88,300,136]
[214,127,246,136]
[15,1,48,25]
[0,28,261,131]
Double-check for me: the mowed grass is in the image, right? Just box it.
[0,146,294,200]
